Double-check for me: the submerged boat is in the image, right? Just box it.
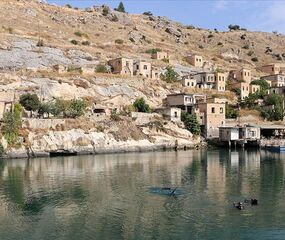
[265,146,285,152]
[148,187,183,196]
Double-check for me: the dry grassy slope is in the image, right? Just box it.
[1,0,285,72]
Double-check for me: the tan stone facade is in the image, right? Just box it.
[108,58,134,76]
[0,91,15,119]
[214,72,226,91]
[257,63,285,75]
[133,61,151,78]
[233,68,252,83]
[186,55,203,68]
[151,52,168,60]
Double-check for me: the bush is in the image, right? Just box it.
[110,109,120,121]
[74,31,89,38]
[65,99,87,118]
[65,4,72,8]
[251,57,258,62]
[243,44,250,49]
[181,112,200,135]
[217,42,223,46]
[115,39,124,44]
[114,2,126,13]
[186,25,195,30]
[96,64,108,73]
[102,6,109,16]
[70,39,78,45]
[111,15,119,22]
[2,103,22,145]
[0,143,4,157]
[247,50,254,56]
[228,24,240,31]
[261,94,284,121]
[160,67,179,83]
[82,41,90,46]
[208,34,214,38]
[19,93,41,113]
[133,98,150,113]
[226,104,239,119]
[145,48,161,54]
[143,11,153,16]
[67,66,82,74]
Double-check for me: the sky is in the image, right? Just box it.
[47,0,285,33]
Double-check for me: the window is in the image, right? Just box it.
[220,107,223,113]
[191,82,194,86]
[219,76,221,81]
[211,107,215,113]
[126,61,129,67]
[174,111,178,117]
[144,65,148,70]
[187,82,190,86]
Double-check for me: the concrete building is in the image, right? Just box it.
[151,69,161,80]
[232,68,252,83]
[214,72,227,92]
[108,57,134,76]
[261,74,285,87]
[250,84,261,94]
[133,60,151,78]
[257,63,285,75]
[154,107,181,122]
[151,52,168,60]
[186,55,203,68]
[181,75,197,87]
[165,93,206,113]
[0,91,15,119]
[196,101,226,138]
[219,127,239,141]
[193,72,215,89]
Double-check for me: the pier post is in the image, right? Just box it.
[228,141,231,148]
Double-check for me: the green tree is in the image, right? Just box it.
[19,93,41,115]
[65,99,87,118]
[160,67,179,83]
[38,102,52,118]
[251,79,270,98]
[261,94,284,121]
[96,64,108,73]
[2,103,23,145]
[133,98,150,113]
[181,112,201,135]
[243,93,259,109]
[226,104,239,119]
[0,143,4,157]
[115,2,126,12]
[49,98,68,117]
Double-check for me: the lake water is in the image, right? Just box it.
[0,149,285,240]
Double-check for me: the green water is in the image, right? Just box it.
[0,149,285,240]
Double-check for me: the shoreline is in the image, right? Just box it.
[3,141,204,160]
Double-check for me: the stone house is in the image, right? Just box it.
[181,75,197,87]
[193,72,215,89]
[195,100,226,139]
[214,72,227,92]
[133,60,151,78]
[232,68,252,83]
[257,63,285,75]
[151,51,168,60]
[261,74,285,87]
[186,55,203,68]
[108,57,134,76]
[151,69,162,80]
[154,107,181,122]
[250,84,260,94]
[232,82,250,100]
[0,91,15,119]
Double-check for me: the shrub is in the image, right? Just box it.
[217,42,223,46]
[38,102,52,118]
[74,31,83,37]
[243,44,250,49]
[143,11,153,16]
[145,48,161,54]
[111,15,119,22]
[102,6,109,16]
[160,67,179,83]
[251,57,258,62]
[186,25,195,30]
[65,4,72,8]
[181,112,200,135]
[115,2,126,13]
[198,45,204,49]
[247,50,254,56]
[115,39,124,44]
[70,39,78,45]
[19,93,41,113]
[2,103,22,145]
[208,34,214,38]
[226,104,239,119]
[67,66,82,74]
[133,98,150,113]
[96,64,108,73]
[65,99,87,118]
[228,24,240,31]
[261,94,284,121]
[0,143,4,157]
[82,41,90,46]
[110,109,120,121]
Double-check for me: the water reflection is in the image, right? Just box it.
[0,149,284,239]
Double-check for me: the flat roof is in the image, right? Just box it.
[167,93,205,97]
[248,124,285,130]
